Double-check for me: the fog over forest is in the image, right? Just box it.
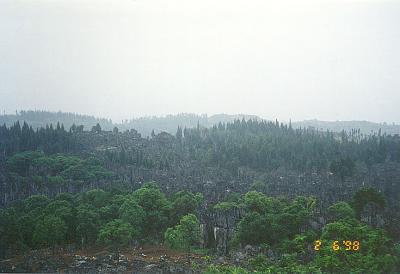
[1,1,400,273]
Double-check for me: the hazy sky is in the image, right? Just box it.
[0,0,399,123]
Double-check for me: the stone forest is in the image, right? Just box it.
[0,112,399,273]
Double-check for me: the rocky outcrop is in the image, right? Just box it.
[200,207,245,254]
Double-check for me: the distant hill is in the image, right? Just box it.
[0,110,114,131]
[117,113,261,137]
[292,120,400,135]
[1,110,399,137]
[0,111,260,137]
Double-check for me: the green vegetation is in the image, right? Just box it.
[5,152,114,190]
[209,191,399,273]
[3,118,400,174]
[33,215,67,252]
[1,118,400,272]
[0,186,399,272]
[97,219,133,259]
[131,183,171,240]
[119,198,145,237]
[327,201,355,221]
[170,191,203,224]
[0,121,78,156]
[213,201,240,211]
[164,213,201,250]
[0,184,203,258]
[232,192,316,246]
[313,219,397,273]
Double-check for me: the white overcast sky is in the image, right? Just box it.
[0,0,399,123]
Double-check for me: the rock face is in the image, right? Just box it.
[200,207,245,254]
[361,202,385,228]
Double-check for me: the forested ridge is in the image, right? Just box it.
[0,118,400,273]
[0,111,114,132]
[1,110,399,137]
[2,118,400,169]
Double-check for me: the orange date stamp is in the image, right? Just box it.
[314,240,360,251]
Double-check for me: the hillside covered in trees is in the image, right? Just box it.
[0,117,400,273]
[1,110,399,137]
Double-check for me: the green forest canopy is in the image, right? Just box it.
[0,185,398,272]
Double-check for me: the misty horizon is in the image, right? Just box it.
[1,109,400,127]
[1,0,400,123]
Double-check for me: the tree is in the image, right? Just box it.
[132,183,170,239]
[69,123,77,133]
[43,200,75,242]
[234,193,315,246]
[0,209,23,257]
[313,219,398,273]
[164,214,201,250]
[24,195,50,211]
[119,198,145,238]
[80,189,109,208]
[170,191,202,225]
[33,215,67,253]
[76,125,84,132]
[6,151,44,176]
[97,219,133,259]
[327,201,355,222]
[235,212,275,245]
[280,196,316,236]
[243,191,274,214]
[176,126,183,141]
[76,205,100,247]
[91,123,102,133]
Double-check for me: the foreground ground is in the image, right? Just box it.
[0,245,211,273]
